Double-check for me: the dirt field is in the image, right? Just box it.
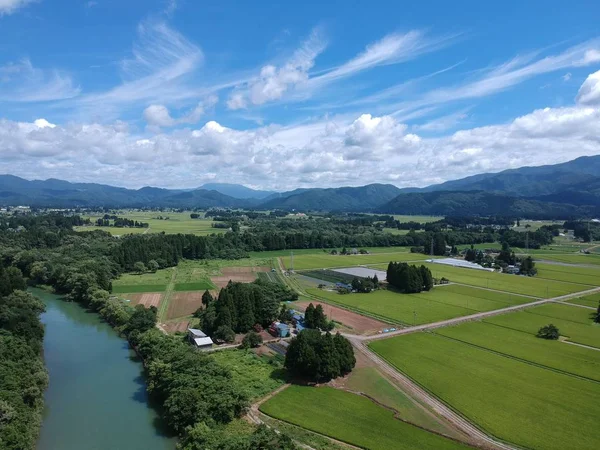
[211,266,270,289]
[122,292,163,308]
[163,320,190,334]
[294,301,388,335]
[166,291,204,320]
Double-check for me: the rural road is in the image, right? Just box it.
[346,285,600,342]
[349,340,516,450]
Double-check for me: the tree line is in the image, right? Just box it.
[0,266,47,450]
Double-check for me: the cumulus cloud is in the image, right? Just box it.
[576,69,600,105]
[0,59,80,102]
[227,28,326,109]
[0,0,35,16]
[143,95,218,128]
[3,70,600,189]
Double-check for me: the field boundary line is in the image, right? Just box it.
[354,340,518,450]
[563,341,600,352]
[434,332,600,385]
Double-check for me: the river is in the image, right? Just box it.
[34,288,176,450]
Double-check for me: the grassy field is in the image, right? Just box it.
[210,350,285,401]
[568,292,600,308]
[371,262,591,298]
[437,321,600,381]
[113,258,272,293]
[260,386,469,450]
[344,367,461,437]
[485,304,600,349]
[285,251,433,271]
[535,263,600,286]
[249,246,412,259]
[112,284,167,294]
[370,333,600,450]
[393,215,444,223]
[77,211,223,236]
[306,284,528,325]
[383,228,412,235]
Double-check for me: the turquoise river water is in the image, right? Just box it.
[34,288,176,450]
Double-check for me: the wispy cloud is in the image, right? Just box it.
[79,21,203,110]
[0,58,80,102]
[143,94,218,128]
[387,39,600,115]
[306,30,458,90]
[0,0,36,16]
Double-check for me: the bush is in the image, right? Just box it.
[537,324,560,340]
[241,331,263,349]
[214,325,236,343]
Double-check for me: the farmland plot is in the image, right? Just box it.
[260,386,469,450]
[370,333,600,450]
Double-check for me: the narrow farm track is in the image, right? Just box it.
[351,286,600,342]
[158,268,177,323]
[350,340,515,450]
[556,301,597,310]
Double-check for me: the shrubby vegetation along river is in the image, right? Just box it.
[34,288,176,450]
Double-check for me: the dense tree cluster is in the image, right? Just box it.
[199,279,297,338]
[519,256,537,276]
[564,220,600,242]
[0,271,47,450]
[303,303,334,331]
[178,423,296,450]
[351,276,378,293]
[386,262,433,293]
[285,330,355,381]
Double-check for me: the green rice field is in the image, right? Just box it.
[393,215,444,223]
[568,293,600,308]
[260,386,469,450]
[371,262,591,298]
[370,333,600,450]
[437,321,600,381]
[534,253,600,266]
[306,284,530,325]
[535,263,600,286]
[173,281,214,291]
[484,304,600,349]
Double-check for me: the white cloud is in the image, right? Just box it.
[562,72,572,82]
[143,94,218,128]
[164,0,177,16]
[79,21,203,112]
[0,59,80,102]
[363,39,600,115]
[576,69,600,105]
[306,30,456,90]
[227,28,327,109]
[0,0,35,15]
[86,1,97,8]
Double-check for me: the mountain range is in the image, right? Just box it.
[1,155,599,217]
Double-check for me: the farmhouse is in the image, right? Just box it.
[187,328,214,349]
[269,322,291,338]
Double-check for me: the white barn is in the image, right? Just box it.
[188,328,214,349]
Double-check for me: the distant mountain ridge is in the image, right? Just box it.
[1,155,599,216]
[198,183,277,199]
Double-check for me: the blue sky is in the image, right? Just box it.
[1,0,600,190]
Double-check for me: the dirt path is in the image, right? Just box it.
[563,341,600,352]
[350,340,515,450]
[556,301,596,310]
[158,268,177,323]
